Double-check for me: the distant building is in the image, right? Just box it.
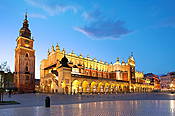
[160,72,175,91]
[144,73,160,90]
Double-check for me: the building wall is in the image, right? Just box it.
[160,73,175,90]
[135,72,144,83]
[14,36,35,92]
[41,47,133,81]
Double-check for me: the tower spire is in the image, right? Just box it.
[19,11,31,39]
[25,10,28,20]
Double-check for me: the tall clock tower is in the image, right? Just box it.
[14,13,35,92]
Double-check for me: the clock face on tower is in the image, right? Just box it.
[24,40,30,48]
[25,40,30,44]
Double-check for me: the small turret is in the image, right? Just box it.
[62,48,66,54]
[122,59,125,65]
[129,52,135,61]
[93,57,97,62]
[48,49,50,55]
[128,52,135,66]
[51,45,55,52]
[87,54,90,58]
[105,62,108,65]
[71,50,74,54]
[114,57,121,65]
[79,53,83,58]
[116,57,119,62]
[56,43,60,51]
[110,62,113,65]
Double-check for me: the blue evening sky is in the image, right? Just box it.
[0,0,175,78]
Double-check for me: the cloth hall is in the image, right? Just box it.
[40,45,154,94]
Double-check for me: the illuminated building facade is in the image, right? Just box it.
[14,13,35,92]
[135,71,144,83]
[160,72,175,91]
[144,73,160,90]
[40,45,154,94]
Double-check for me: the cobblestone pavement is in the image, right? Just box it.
[1,93,175,109]
[0,100,175,116]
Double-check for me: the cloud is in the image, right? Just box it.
[29,13,47,19]
[25,0,77,16]
[74,27,92,37]
[82,10,103,21]
[76,10,132,40]
[25,1,132,39]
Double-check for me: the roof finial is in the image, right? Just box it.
[48,49,50,55]
[87,54,90,58]
[131,52,133,57]
[122,58,125,63]
[116,57,119,62]
[62,48,66,54]
[25,9,28,20]
[79,53,82,56]
[71,50,74,54]
[56,43,60,51]
[51,45,55,52]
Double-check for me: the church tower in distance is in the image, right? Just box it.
[14,12,35,92]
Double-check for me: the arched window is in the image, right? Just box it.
[26,53,29,57]
[26,66,29,72]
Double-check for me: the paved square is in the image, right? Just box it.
[0,93,175,116]
[0,100,175,116]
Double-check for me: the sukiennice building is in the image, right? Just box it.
[40,44,154,94]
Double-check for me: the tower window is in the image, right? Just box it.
[26,53,29,57]
[26,66,29,72]
[26,75,29,80]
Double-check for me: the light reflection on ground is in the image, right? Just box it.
[0,100,174,116]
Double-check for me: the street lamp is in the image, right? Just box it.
[170,83,174,93]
